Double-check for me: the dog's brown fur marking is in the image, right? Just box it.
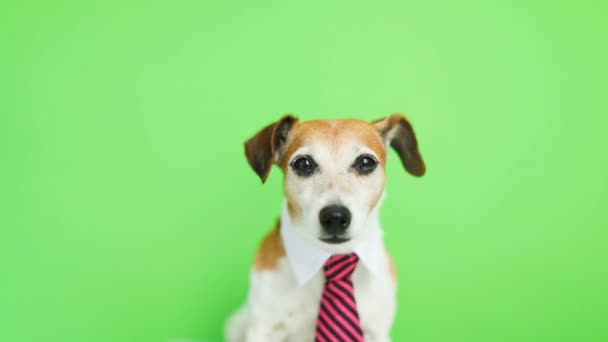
[280,120,387,170]
[369,176,386,211]
[286,194,303,219]
[387,251,397,281]
[254,220,286,271]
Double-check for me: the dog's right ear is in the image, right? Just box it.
[244,115,299,183]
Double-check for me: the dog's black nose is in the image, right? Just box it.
[319,205,351,235]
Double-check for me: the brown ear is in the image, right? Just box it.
[244,115,299,183]
[373,114,425,176]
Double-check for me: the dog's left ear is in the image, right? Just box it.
[373,114,425,176]
[245,115,299,183]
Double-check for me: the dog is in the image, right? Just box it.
[226,114,425,342]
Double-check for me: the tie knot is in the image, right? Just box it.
[323,253,359,281]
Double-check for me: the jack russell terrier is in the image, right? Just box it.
[226,114,425,342]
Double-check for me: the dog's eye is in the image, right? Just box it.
[352,154,378,175]
[290,155,318,177]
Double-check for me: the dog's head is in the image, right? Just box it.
[245,114,425,249]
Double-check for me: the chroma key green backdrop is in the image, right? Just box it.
[2,1,607,341]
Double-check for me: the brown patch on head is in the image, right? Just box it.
[279,119,388,170]
[254,220,286,271]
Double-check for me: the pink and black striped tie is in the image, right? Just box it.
[315,253,364,342]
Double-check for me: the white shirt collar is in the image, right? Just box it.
[280,202,384,286]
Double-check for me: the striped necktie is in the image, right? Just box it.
[315,253,365,342]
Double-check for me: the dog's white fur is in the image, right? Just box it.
[226,115,424,342]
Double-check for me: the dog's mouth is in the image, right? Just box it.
[320,236,350,244]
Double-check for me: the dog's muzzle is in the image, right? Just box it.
[319,205,351,243]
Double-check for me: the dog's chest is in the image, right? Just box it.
[249,256,396,341]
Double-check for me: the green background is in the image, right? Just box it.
[2,1,607,341]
